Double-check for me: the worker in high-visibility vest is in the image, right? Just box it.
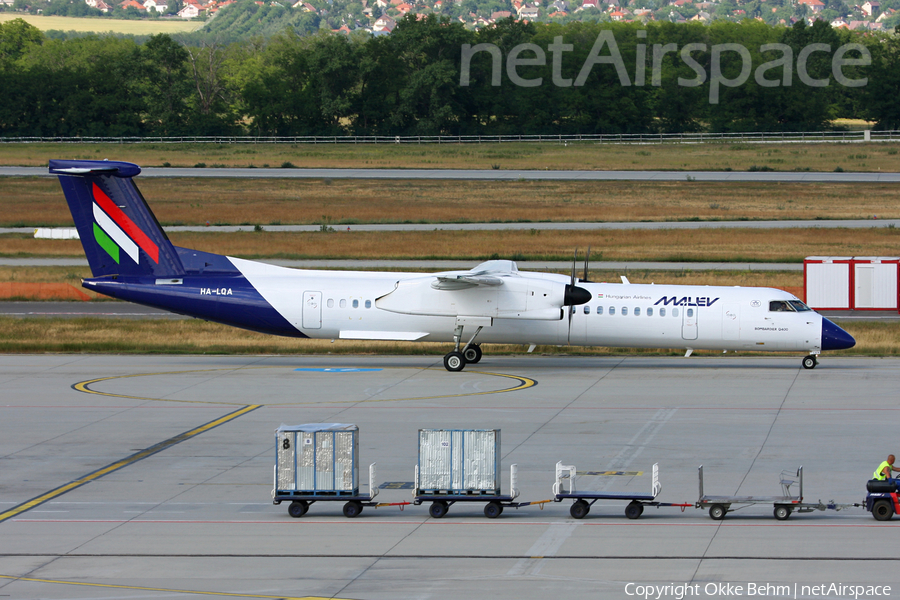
[874,454,900,485]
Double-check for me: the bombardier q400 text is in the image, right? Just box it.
[51,160,856,371]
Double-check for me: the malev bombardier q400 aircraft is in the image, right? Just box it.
[51,159,856,371]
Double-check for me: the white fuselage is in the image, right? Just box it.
[232,258,823,354]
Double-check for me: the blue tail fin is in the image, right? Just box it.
[50,160,185,278]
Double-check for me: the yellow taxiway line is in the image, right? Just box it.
[0,404,260,523]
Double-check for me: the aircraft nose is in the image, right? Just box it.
[821,318,855,351]
[564,284,592,306]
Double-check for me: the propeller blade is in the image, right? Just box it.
[583,246,591,283]
[568,249,577,344]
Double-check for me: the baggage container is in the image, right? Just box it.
[276,423,358,496]
[416,428,500,495]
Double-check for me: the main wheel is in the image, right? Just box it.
[709,504,727,520]
[288,500,308,518]
[443,352,466,372]
[802,355,817,370]
[873,499,894,521]
[429,501,449,519]
[484,501,502,519]
[570,500,589,519]
[343,501,363,518]
[463,344,482,364]
[625,501,644,520]
[774,505,792,521]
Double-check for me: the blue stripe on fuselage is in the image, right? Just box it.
[82,275,305,337]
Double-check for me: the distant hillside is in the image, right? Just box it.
[201,1,320,38]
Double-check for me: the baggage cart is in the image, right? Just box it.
[272,423,409,517]
[696,465,859,520]
[552,462,692,519]
[413,429,549,518]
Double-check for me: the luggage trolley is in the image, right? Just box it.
[412,428,549,518]
[552,462,691,519]
[272,423,409,518]
[696,465,859,520]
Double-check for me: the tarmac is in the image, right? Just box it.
[1,353,898,599]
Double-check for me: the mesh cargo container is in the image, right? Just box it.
[416,429,500,495]
[275,423,359,496]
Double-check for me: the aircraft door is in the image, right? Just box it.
[302,291,322,329]
[682,306,698,340]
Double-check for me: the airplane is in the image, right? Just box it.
[50,159,856,371]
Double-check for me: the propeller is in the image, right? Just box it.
[564,248,594,344]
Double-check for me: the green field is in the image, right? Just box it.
[0,13,203,34]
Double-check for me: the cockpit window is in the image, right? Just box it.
[788,300,811,312]
[769,300,794,312]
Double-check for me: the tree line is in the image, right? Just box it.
[1,14,899,137]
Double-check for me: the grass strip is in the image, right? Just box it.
[3,141,899,172]
[4,178,899,227]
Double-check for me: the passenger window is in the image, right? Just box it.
[597,306,604,315]
[609,307,616,315]
[647,307,653,317]
[660,307,666,317]
[673,308,679,317]
[365,300,372,309]
[352,299,359,308]
[327,299,334,308]
[583,306,590,314]
[622,307,628,316]
[687,308,694,317]
[634,307,641,316]
[340,299,346,308]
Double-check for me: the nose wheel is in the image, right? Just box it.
[802,355,818,370]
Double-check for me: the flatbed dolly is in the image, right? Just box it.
[413,463,552,518]
[273,463,411,518]
[696,465,860,520]
[552,462,692,519]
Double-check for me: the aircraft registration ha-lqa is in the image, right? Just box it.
[51,160,855,371]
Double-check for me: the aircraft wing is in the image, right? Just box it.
[376,261,590,321]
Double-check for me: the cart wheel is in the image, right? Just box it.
[709,504,727,520]
[873,499,894,521]
[484,501,502,519]
[429,501,449,519]
[774,505,792,521]
[288,500,308,518]
[343,501,363,518]
[570,500,589,520]
[625,501,644,520]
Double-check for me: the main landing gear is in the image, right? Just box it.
[802,354,819,370]
[443,325,483,372]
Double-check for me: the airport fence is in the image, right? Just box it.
[1,131,900,145]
